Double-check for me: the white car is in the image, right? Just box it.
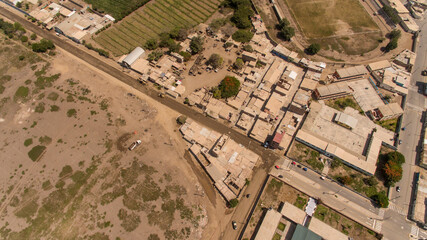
[128,140,142,151]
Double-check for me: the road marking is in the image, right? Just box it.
[389,203,406,215]
[374,219,383,232]
[411,225,419,237]
[378,208,385,218]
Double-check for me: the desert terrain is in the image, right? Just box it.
[0,33,228,240]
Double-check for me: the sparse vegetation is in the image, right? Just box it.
[24,138,33,147]
[67,108,77,118]
[14,86,29,102]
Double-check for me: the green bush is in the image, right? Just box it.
[218,76,240,98]
[373,191,389,208]
[24,138,33,147]
[32,39,55,53]
[20,35,28,42]
[234,58,244,70]
[14,86,29,102]
[59,165,73,178]
[229,198,239,208]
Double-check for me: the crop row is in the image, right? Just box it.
[95,0,221,56]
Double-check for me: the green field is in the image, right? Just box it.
[284,0,378,39]
[94,0,221,56]
[84,0,151,21]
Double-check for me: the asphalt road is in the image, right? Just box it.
[382,14,427,240]
[0,4,282,240]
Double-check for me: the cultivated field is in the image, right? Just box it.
[84,0,151,21]
[94,0,221,56]
[0,34,220,239]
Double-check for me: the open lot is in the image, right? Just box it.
[284,0,378,38]
[281,0,382,55]
[0,34,224,239]
[94,0,221,56]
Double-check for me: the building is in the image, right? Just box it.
[181,119,260,202]
[271,44,298,62]
[334,65,368,81]
[121,47,146,68]
[369,103,403,121]
[313,82,351,100]
[393,49,416,71]
[295,102,395,175]
[367,60,392,72]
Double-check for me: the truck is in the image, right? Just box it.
[128,140,142,151]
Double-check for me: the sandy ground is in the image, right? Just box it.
[0,34,228,239]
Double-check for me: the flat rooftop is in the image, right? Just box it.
[298,102,394,174]
[347,79,384,112]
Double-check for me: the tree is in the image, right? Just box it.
[364,176,378,186]
[168,41,181,53]
[231,5,253,29]
[386,151,405,165]
[179,51,191,62]
[277,18,294,41]
[147,51,163,62]
[218,76,240,98]
[20,35,28,43]
[234,58,244,70]
[169,27,187,41]
[306,43,320,55]
[373,191,389,208]
[144,39,158,50]
[388,29,401,39]
[229,198,239,208]
[16,2,22,8]
[30,33,37,40]
[207,54,223,69]
[224,42,233,48]
[279,27,295,41]
[232,29,253,43]
[384,160,402,185]
[190,36,203,54]
[243,44,253,52]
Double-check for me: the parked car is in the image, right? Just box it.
[320,176,326,180]
[158,93,165,98]
[263,141,269,148]
[291,161,296,165]
[399,140,402,145]
[303,167,308,171]
[396,186,401,192]
[297,165,302,168]
[421,69,427,76]
[232,221,237,230]
[128,140,142,151]
[274,165,280,169]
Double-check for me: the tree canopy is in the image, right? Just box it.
[32,39,55,53]
[190,36,204,54]
[382,151,405,186]
[277,18,294,41]
[144,39,158,50]
[306,43,320,55]
[232,29,253,43]
[234,58,244,70]
[218,76,241,98]
[207,54,223,69]
[223,0,254,29]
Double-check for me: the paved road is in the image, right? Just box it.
[383,13,427,240]
[0,4,282,240]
